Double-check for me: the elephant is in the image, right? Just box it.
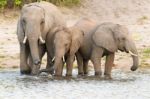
[39,26,84,77]
[17,1,66,75]
[75,19,139,79]
[73,17,98,75]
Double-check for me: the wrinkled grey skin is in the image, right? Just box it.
[75,18,139,79]
[74,18,98,75]
[40,27,84,77]
[17,1,66,75]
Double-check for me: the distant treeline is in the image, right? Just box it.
[0,0,80,9]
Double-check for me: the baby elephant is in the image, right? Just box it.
[41,26,84,77]
[76,21,139,79]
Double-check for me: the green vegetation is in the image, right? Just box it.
[0,0,80,10]
[48,0,80,7]
[0,0,6,10]
[140,48,150,68]
[15,0,22,7]
[142,48,150,58]
[137,15,149,25]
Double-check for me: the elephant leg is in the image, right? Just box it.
[45,55,54,74]
[83,60,89,75]
[76,52,84,75]
[104,53,115,79]
[66,55,74,77]
[20,43,31,74]
[91,47,103,76]
[28,53,33,69]
[39,45,46,60]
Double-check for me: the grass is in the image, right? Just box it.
[132,33,141,41]
[12,65,18,68]
[0,55,5,59]
[48,0,81,7]
[137,15,149,25]
[142,48,150,59]
[140,48,150,68]
[143,48,150,54]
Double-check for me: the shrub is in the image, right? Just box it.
[0,0,80,9]
[0,0,7,10]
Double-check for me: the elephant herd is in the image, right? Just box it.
[17,1,139,79]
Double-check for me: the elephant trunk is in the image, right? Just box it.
[131,54,139,71]
[53,48,65,76]
[28,38,41,66]
[126,40,139,71]
[28,38,41,75]
[54,56,63,76]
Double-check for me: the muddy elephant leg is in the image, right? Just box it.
[104,53,115,79]
[66,55,74,77]
[44,55,54,74]
[20,43,31,74]
[83,60,89,75]
[91,47,103,76]
[76,52,84,75]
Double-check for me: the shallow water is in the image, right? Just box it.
[0,69,150,99]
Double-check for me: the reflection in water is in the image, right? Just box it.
[0,69,150,99]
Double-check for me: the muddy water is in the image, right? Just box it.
[0,69,150,99]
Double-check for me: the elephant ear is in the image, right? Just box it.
[17,18,25,43]
[92,26,117,52]
[69,27,84,55]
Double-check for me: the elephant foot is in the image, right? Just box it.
[20,70,31,75]
[104,75,112,80]
[20,66,31,75]
[66,74,72,77]
[65,74,72,80]
[78,72,84,76]
[95,71,102,77]
[104,73,112,80]
[54,75,63,80]
[38,68,54,75]
[31,65,40,75]
[84,72,88,76]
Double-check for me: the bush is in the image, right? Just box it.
[0,0,80,9]
[0,0,7,10]
[48,0,80,6]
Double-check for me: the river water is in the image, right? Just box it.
[0,69,150,99]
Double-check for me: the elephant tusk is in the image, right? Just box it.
[52,57,55,62]
[62,56,65,62]
[39,36,45,44]
[129,51,138,56]
[23,36,27,44]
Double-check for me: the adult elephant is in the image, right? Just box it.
[17,1,66,75]
[40,26,84,77]
[75,19,139,79]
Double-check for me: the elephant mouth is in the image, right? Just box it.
[119,47,128,52]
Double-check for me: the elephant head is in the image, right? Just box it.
[92,23,139,71]
[53,26,84,75]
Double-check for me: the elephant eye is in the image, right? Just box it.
[122,37,126,40]
[65,43,70,49]
[41,19,45,24]
[65,44,68,47]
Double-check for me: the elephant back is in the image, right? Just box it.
[75,17,97,34]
